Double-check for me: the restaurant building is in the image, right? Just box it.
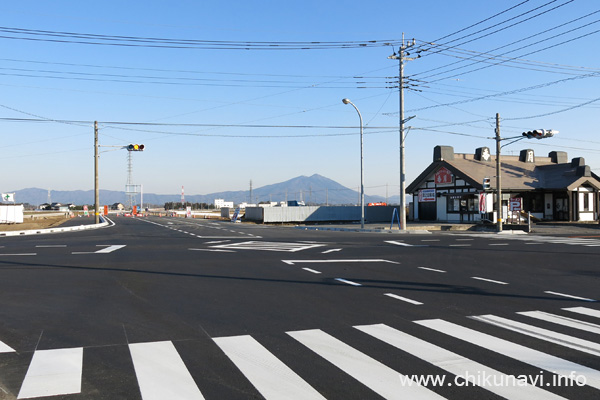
[407,145,600,223]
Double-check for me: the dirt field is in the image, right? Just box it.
[0,216,71,231]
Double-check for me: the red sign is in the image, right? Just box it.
[434,167,453,185]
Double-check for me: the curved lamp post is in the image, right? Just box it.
[342,98,364,229]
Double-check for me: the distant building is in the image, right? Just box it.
[407,145,600,223]
[111,203,125,211]
[214,199,234,209]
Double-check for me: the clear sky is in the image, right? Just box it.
[2,0,599,200]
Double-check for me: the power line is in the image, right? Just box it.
[0,26,404,50]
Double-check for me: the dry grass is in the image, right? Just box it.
[0,216,71,231]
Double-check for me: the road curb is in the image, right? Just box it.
[0,217,113,237]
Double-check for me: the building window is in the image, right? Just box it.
[583,193,590,211]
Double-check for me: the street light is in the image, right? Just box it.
[342,98,365,229]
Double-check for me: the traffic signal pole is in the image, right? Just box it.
[94,121,100,224]
[495,113,502,232]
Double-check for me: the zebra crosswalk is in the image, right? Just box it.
[1,306,600,399]
[450,233,600,247]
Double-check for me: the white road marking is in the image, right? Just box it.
[418,267,446,273]
[0,340,15,353]
[564,306,600,319]
[334,278,362,287]
[18,347,83,399]
[449,244,471,247]
[416,318,600,390]
[518,310,600,335]
[302,268,322,274]
[0,253,37,256]
[72,245,126,255]
[385,240,427,247]
[383,293,423,305]
[544,291,596,302]
[35,245,67,248]
[189,248,236,253]
[488,243,509,246]
[95,245,127,254]
[472,314,600,357]
[356,323,566,400]
[213,241,323,252]
[214,335,325,400]
[288,329,445,400]
[321,248,342,254]
[471,277,508,285]
[282,259,399,266]
[129,341,205,400]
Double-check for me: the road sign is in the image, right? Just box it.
[510,197,522,212]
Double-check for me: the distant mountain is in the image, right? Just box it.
[10,174,390,207]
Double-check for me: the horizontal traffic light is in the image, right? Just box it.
[127,144,145,151]
[522,129,558,139]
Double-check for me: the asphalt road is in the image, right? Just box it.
[1,216,599,399]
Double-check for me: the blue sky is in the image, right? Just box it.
[2,0,599,201]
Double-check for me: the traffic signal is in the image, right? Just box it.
[482,177,491,190]
[522,129,558,139]
[127,144,145,151]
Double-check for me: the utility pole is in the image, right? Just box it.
[495,113,503,232]
[388,35,417,231]
[94,121,100,224]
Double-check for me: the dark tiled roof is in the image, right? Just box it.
[407,151,600,193]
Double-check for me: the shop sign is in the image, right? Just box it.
[434,167,453,185]
[419,189,436,202]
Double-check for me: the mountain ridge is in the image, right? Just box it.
[8,174,396,207]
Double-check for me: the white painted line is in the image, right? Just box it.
[282,259,399,266]
[214,335,325,400]
[472,314,600,357]
[488,243,509,246]
[518,311,600,335]
[95,245,127,254]
[416,318,600,390]
[189,248,236,253]
[418,267,446,273]
[385,240,427,247]
[335,278,362,287]
[420,239,440,242]
[0,339,15,353]
[564,307,600,319]
[129,341,205,400]
[18,347,83,399]
[321,248,342,254]
[302,268,322,274]
[35,245,67,248]
[544,291,596,302]
[383,293,422,305]
[356,323,565,400]
[0,253,37,256]
[449,244,471,247]
[203,240,230,244]
[288,329,444,400]
[471,277,508,285]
